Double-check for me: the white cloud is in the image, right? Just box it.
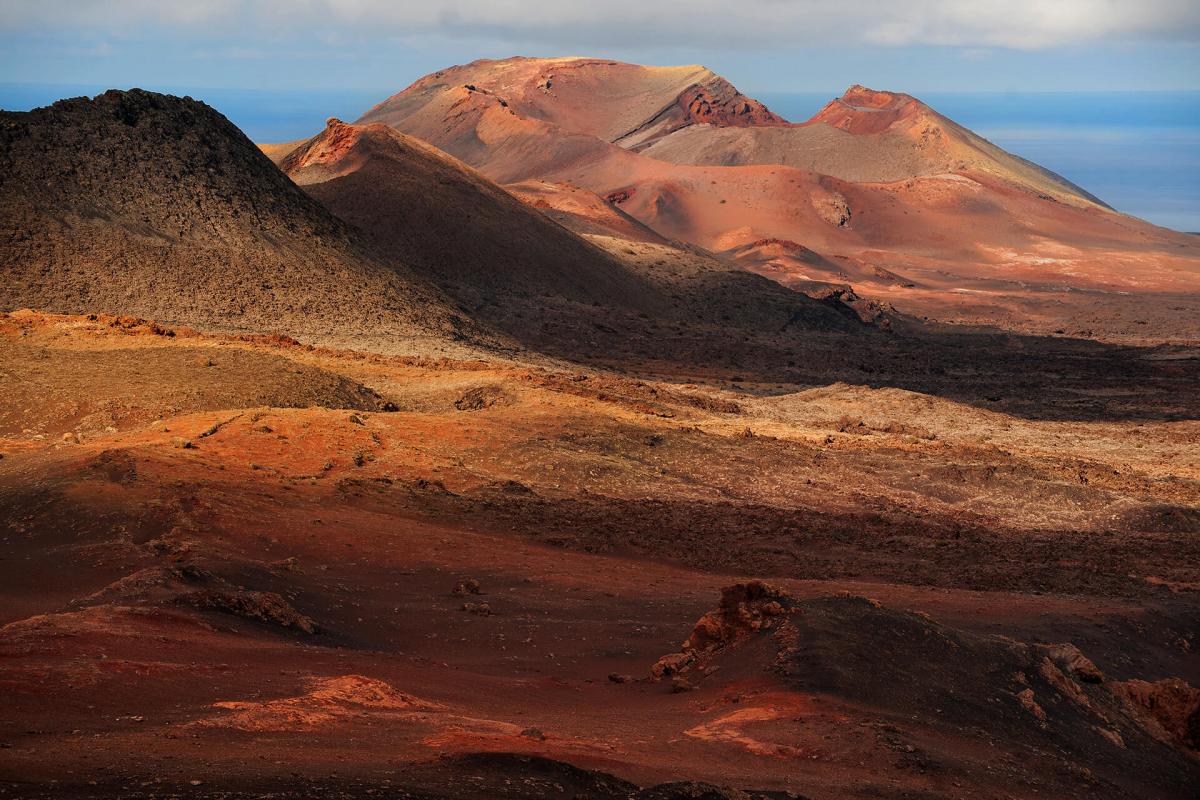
[1,0,1197,49]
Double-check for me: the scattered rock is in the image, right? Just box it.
[1041,643,1104,683]
[812,187,851,228]
[453,578,482,596]
[462,602,491,616]
[1017,688,1047,723]
[188,589,318,634]
[200,675,440,732]
[671,676,696,693]
[455,385,507,411]
[835,415,865,433]
[651,652,695,681]
[271,557,301,573]
[651,581,795,682]
[605,188,635,205]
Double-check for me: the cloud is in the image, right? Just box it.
[2,0,1197,50]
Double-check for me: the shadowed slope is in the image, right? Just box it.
[276,117,873,367]
[280,119,660,311]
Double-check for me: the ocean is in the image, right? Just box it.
[4,84,1198,233]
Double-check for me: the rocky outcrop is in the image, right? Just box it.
[1115,678,1200,753]
[675,79,787,130]
[651,581,797,680]
[650,588,1200,792]
[189,589,318,634]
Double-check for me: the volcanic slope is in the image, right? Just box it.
[357,57,1200,342]
[278,118,656,310]
[273,117,873,366]
[0,90,481,355]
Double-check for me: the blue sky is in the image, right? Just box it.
[1,1,1198,95]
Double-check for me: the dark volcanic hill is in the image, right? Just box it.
[279,118,659,312]
[0,90,478,353]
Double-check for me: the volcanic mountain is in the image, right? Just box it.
[0,88,876,375]
[358,57,1200,341]
[638,84,1108,204]
[0,89,481,354]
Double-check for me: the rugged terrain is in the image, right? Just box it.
[1,71,1198,800]
[0,311,1197,799]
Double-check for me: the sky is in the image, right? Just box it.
[1,0,1198,95]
